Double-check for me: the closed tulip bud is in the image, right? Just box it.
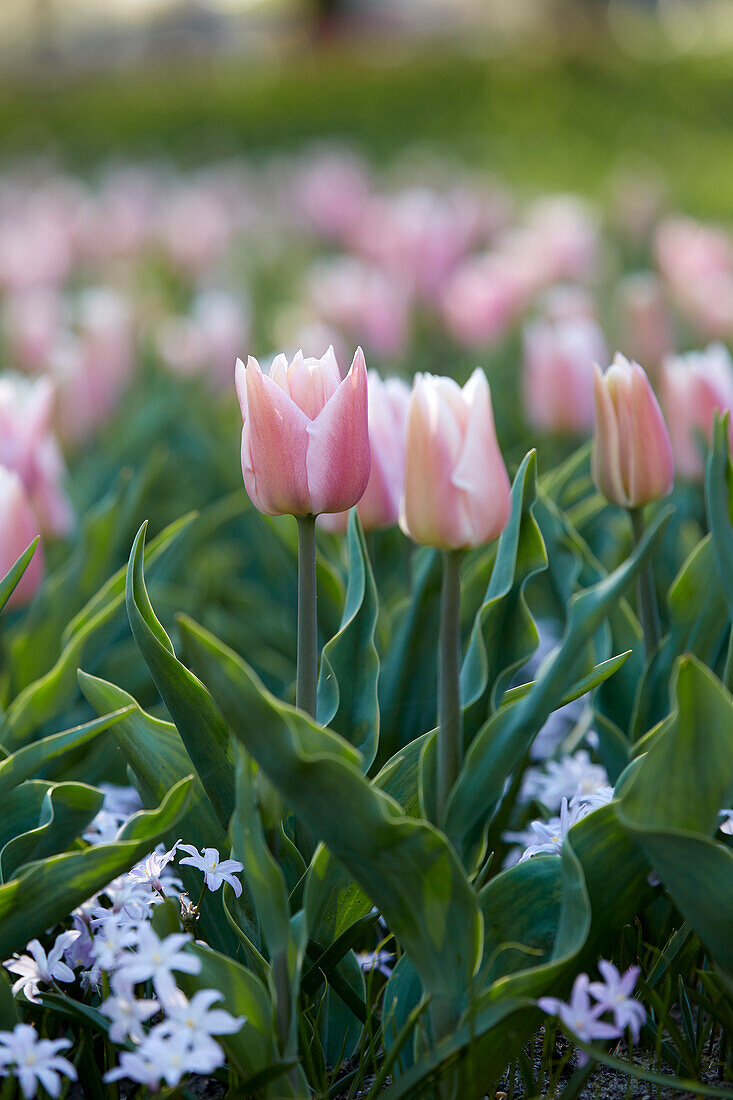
[0,467,43,607]
[236,346,370,517]
[592,354,674,508]
[321,371,411,534]
[401,369,511,549]
[661,344,733,480]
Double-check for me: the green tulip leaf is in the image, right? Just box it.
[178,614,483,1027]
[0,539,40,617]
[126,521,234,831]
[0,513,196,750]
[0,777,193,957]
[461,450,547,733]
[619,656,733,977]
[317,511,380,770]
[445,506,671,863]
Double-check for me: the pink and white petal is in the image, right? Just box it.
[306,347,370,515]
[245,361,312,515]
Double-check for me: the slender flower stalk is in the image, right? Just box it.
[629,507,661,658]
[437,550,463,820]
[296,514,318,717]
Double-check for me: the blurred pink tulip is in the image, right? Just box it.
[0,467,44,607]
[353,187,483,300]
[655,218,733,340]
[441,252,533,348]
[3,287,65,371]
[158,186,230,275]
[661,344,733,480]
[0,374,73,537]
[401,369,511,549]
[524,196,600,284]
[592,354,674,508]
[51,288,135,443]
[616,272,673,372]
[307,258,411,359]
[321,371,410,533]
[157,290,249,388]
[236,346,370,517]
[523,316,608,434]
[297,150,371,242]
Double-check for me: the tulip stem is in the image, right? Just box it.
[437,549,463,822]
[629,507,661,659]
[296,514,318,718]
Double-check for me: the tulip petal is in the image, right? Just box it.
[306,347,370,515]
[591,362,628,505]
[243,358,312,515]
[452,369,511,545]
[401,373,466,548]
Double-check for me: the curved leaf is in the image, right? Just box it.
[1,782,102,880]
[619,656,733,977]
[126,521,234,831]
[178,615,483,1028]
[461,450,547,733]
[0,777,193,957]
[0,709,132,801]
[445,506,671,863]
[317,511,380,770]
[1,513,195,749]
[0,539,40,616]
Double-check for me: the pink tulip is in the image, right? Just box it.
[523,315,608,434]
[307,258,411,359]
[0,467,43,607]
[592,354,674,508]
[0,374,73,537]
[157,291,249,389]
[321,371,411,533]
[297,149,371,242]
[441,252,533,348]
[661,344,733,480]
[400,369,511,549]
[616,273,673,372]
[235,346,370,517]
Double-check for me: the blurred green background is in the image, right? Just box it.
[1,0,733,217]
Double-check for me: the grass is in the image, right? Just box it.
[1,33,733,216]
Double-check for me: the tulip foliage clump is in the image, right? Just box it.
[0,153,732,1098]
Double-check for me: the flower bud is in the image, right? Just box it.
[400,369,511,549]
[236,346,370,517]
[592,354,674,508]
[0,467,43,607]
[661,343,733,480]
[321,371,410,533]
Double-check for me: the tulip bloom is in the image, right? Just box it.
[0,467,43,607]
[661,344,733,480]
[321,372,410,534]
[235,346,370,517]
[592,354,674,508]
[401,369,511,550]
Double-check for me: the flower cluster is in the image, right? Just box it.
[539,961,646,1062]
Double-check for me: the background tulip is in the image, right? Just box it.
[236,346,370,517]
[523,315,608,434]
[592,354,674,509]
[0,374,73,537]
[321,371,411,534]
[401,368,511,550]
[0,467,43,607]
[661,344,733,480]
